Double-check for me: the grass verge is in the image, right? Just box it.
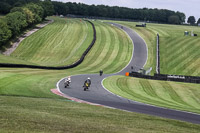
[103,75,200,114]
[1,95,200,133]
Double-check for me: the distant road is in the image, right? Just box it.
[57,23,200,124]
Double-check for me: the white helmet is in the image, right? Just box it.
[88,77,90,80]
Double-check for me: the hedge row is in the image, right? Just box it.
[0,20,96,70]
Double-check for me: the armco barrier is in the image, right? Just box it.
[156,33,160,74]
[129,72,200,84]
[0,20,96,70]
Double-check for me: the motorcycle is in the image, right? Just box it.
[64,80,71,88]
[83,82,90,91]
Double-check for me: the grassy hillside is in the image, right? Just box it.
[71,20,133,74]
[103,76,200,114]
[0,18,133,96]
[157,24,200,76]
[0,68,200,132]
[1,94,200,133]
[0,17,200,132]
[114,21,200,76]
[8,17,93,66]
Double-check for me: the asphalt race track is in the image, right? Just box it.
[58,23,200,124]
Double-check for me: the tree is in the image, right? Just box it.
[23,8,34,25]
[53,2,186,24]
[0,2,11,14]
[0,0,41,14]
[0,19,12,46]
[168,15,180,24]
[197,18,200,25]
[5,11,27,36]
[176,11,186,24]
[11,7,34,25]
[26,3,44,23]
[41,0,54,19]
[53,1,67,15]
[187,16,196,25]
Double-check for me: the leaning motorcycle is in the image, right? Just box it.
[64,81,71,88]
[83,82,89,91]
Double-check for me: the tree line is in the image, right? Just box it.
[52,1,186,24]
[52,1,200,26]
[0,0,54,48]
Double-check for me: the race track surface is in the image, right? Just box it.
[58,23,200,124]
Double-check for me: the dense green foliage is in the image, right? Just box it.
[197,18,200,25]
[0,0,54,48]
[0,20,11,46]
[52,1,186,24]
[0,2,12,14]
[104,76,200,114]
[168,15,181,24]
[188,16,196,25]
[0,0,40,14]
[5,11,28,36]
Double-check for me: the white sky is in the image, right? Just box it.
[53,0,200,21]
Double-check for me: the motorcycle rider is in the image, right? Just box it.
[86,77,91,86]
[83,77,91,90]
[99,69,103,76]
[64,76,71,88]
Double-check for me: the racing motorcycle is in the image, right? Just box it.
[83,82,90,91]
[64,80,71,88]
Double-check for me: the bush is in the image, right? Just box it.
[5,11,27,36]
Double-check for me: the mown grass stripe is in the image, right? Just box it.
[83,23,112,72]
[10,17,90,67]
[100,24,122,73]
[166,38,199,64]
[76,22,106,72]
[104,76,200,114]
[176,52,200,75]
[160,82,192,107]
[167,41,200,74]
[139,80,157,97]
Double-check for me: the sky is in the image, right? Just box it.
[54,0,200,21]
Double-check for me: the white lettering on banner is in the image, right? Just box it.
[167,75,185,79]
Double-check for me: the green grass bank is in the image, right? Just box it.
[0,17,200,132]
[114,21,200,76]
[103,75,200,114]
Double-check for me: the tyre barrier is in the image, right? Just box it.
[136,23,146,27]
[0,20,96,70]
[129,72,200,84]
